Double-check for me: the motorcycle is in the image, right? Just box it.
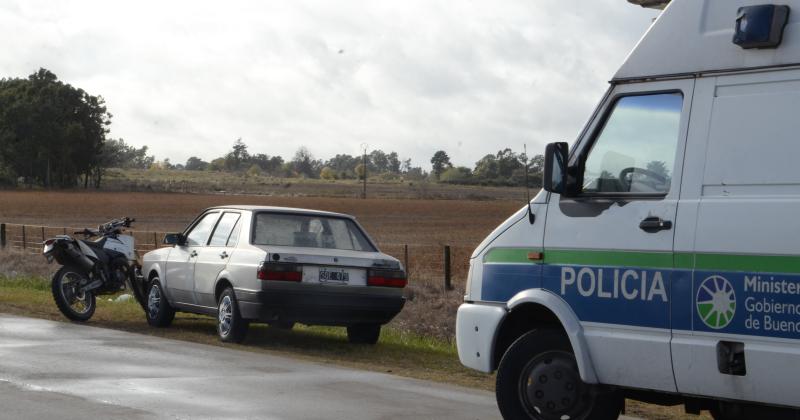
[42,217,147,321]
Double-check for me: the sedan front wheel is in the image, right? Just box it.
[146,279,175,328]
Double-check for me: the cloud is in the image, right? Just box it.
[0,0,658,168]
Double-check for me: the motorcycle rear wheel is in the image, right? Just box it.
[52,266,96,322]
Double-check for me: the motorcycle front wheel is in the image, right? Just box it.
[51,266,96,322]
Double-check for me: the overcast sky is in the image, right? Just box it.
[0,1,658,168]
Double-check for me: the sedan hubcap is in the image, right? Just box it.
[148,284,161,319]
[218,295,233,336]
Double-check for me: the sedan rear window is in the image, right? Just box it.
[253,213,375,252]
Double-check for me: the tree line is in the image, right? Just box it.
[0,68,543,189]
[161,139,543,187]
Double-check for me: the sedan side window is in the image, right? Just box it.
[226,219,242,247]
[185,212,220,246]
[208,213,241,246]
[582,93,683,194]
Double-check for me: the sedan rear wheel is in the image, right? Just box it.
[347,323,381,344]
[217,287,249,343]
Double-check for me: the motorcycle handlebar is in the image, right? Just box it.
[74,217,136,237]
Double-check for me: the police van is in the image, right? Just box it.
[456,1,800,419]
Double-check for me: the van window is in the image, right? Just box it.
[582,93,683,194]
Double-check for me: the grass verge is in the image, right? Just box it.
[0,276,711,419]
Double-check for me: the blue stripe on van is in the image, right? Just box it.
[481,263,800,339]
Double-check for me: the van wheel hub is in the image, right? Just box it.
[519,350,592,420]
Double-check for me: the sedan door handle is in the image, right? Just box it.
[639,217,672,233]
[219,251,229,259]
[190,250,198,258]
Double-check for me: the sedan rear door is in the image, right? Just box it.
[193,212,242,307]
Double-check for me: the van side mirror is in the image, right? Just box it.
[543,142,570,195]
[163,233,185,246]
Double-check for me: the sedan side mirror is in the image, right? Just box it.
[163,233,185,246]
[543,142,571,195]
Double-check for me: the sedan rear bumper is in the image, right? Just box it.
[235,283,405,326]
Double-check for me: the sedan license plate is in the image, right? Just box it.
[319,267,349,283]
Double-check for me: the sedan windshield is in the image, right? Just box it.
[252,213,376,252]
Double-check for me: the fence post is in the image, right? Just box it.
[0,223,5,248]
[444,245,452,290]
[403,244,409,277]
[41,226,46,242]
[21,225,26,250]
[153,232,158,248]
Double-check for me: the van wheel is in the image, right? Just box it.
[217,287,249,343]
[146,279,175,327]
[347,324,381,344]
[496,329,622,420]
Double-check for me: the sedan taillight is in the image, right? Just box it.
[258,262,302,282]
[367,269,407,288]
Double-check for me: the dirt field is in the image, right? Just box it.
[0,190,523,339]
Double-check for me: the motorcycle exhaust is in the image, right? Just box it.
[64,243,95,271]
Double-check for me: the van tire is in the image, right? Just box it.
[496,329,622,420]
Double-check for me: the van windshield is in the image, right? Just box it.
[252,213,376,252]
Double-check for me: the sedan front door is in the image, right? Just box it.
[165,211,220,305]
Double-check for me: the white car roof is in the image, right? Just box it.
[615,0,800,81]
[205,205,354,219]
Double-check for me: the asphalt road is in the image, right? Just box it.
[0,314,500,420]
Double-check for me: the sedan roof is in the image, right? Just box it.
[204,205,353,219]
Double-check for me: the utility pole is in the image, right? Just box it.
[361,143,368,199]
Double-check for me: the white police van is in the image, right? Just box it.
[456,1,800,419]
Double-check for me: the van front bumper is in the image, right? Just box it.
[456,302,507,373]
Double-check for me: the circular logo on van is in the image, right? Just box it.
[696,275,736,330]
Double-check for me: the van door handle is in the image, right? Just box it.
[219,251,229,259]
[190,250,198,258]
[639,217,672,233]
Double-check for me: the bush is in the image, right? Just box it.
[320,167,336,180]
[439,167,473,184]
[246,164,262,177]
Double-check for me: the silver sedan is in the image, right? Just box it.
[140,206,406,344]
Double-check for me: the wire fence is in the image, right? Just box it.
[0,222,469,288]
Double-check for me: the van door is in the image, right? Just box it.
[671,71,800,407]
[543,79,694,392]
